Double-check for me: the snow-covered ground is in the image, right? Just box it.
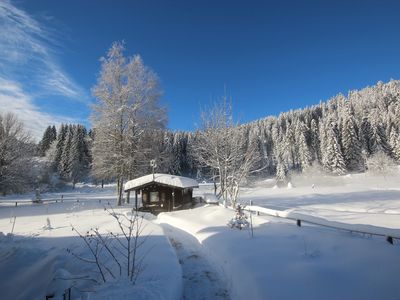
[1,174,400,300]
[158,205,400,300]
[160,223,229,300]
[0,184,181,300]
[239,172,400,230]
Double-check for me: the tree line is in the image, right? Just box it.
[1,41,399,200]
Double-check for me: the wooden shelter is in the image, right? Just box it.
[124,173,199,213]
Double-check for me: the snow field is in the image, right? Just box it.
[240,173,400,230]
[158,204,400,300]
[0,185,182,300]
[1,175,400,300]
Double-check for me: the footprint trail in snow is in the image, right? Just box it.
[162,224,230,300]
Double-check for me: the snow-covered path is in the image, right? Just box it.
[161,223,230,300]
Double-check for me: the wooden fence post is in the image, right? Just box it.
[249,200,254,238]
[63,287,71,300]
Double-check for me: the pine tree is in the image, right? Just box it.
[55,124,68,168]
[275,160,287,186]
[51,126,57,142]
[59,125,73,179]
[324,120,346,175]
[68,125,90,188]
[341,104,363,171]
[372,119,392,157]
[319,120,328,169]
[310,118,321,163]
[172,132,186,175]
[283,122,296,170]
[359,115,374,156]
[38,126,57,156]
[275,137,288,185]
[390,129,400,162]
[296,121,312,171]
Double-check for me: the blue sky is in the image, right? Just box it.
[1,0,400,139]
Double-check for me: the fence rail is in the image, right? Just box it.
[0,197,84,207]
[245,204,400,244]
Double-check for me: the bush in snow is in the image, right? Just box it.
[69,207,147,284]
[227,204,249,230]
[366,151,395,177]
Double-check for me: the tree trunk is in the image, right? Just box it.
[117,178,124,206]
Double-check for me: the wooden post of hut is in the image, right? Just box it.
[172,190,175,211]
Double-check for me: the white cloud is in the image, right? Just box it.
[0,0,87,101]
[0,0,89,141]
[0,78,79,141]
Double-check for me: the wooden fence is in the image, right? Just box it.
[245,202,399,245]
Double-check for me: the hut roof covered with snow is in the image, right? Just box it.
[124,173,198,192]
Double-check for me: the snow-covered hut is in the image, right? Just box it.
[124,173,199,212]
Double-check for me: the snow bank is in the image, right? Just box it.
[158,205,400,300]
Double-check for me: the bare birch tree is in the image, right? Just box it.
[191,97,259,208]
[91,41,167,205]
[0,112,34,195]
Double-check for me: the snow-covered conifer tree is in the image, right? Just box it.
[54,124,68,169]
[59,125,73,179]
[389,129,400,162]
[371,117,392,157]
[324,120,346,175]
[341,103,363,171]
[310,118,321,163]
[296,121,312,171]
[359,114,374,157]
[283,122,296,170]
[319,119,328,168]
[275,151,288,186]
[68,125,90,188]
[38,126,57,156]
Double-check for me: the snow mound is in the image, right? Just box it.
[203,193,219,204]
